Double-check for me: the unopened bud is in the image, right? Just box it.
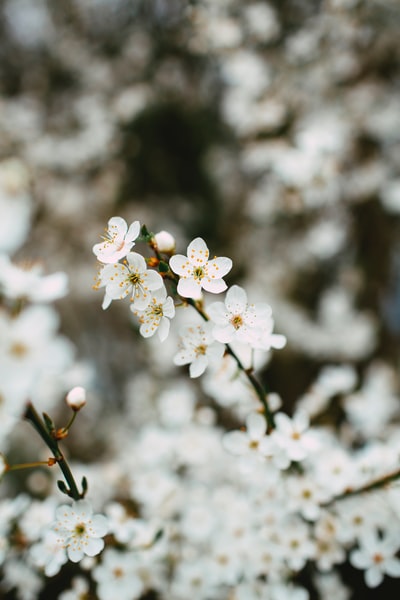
[65,386,86,411]
[154,230,176,254]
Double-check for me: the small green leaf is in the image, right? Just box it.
[57,480,70,496]
[158,261,169,273]
[42,413,55,433]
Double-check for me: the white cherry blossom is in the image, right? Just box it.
[223,412,267,457]
[350,531,400,588]
[93,216,140,264]
[131,286,175,341]
[97,252,163,310]
[169,237,232,299]
[173,322,225,377]
[208,285,286,350]
[53,500,108,563]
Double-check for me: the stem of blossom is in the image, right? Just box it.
[323,467,400,507]
[24,402,85,501]
[185,298,275,432]
[6,459,56,472]
[146,241,276,431]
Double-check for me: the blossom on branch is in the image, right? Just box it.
[131,286,175,341]
[93,216,140,264]
[96,252,163,310]
[169,237,232,299]
[173,322,225,377]
[53,500,108,563]
[208,284,286,350]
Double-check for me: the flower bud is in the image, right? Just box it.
[154,230,176,254]
[65,386,87,411]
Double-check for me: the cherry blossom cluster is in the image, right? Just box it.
[93,216,286,381]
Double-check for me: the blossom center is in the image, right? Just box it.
[74,523,86,536]
[193,267,205,280]
[128,272,142,285]
[195,344,207,356]
[10,342,28,357]
[230,314,243,330]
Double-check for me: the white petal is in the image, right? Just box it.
[207,302,228,325]
[144,269,163,290]
[225,285,247,312]
[207,256,232,278]
[223,431,250,455]
[365,566,383,588]
[85,537,105,557]
[246,412,267,440]
[187,237,209,265]
[126,220,140,242]
[126,252,147,272]
[189,355,208,377]
[158,317,170,342]
[169,254,190,276]
[177,277,203,299]
[108,216,128,237]
[202,278,228,294]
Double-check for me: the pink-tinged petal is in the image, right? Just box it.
[169,254,191,276]
[202,278,227,294]
[85,537,105,557]
[223,431,249,455]
[125,220,140,243]
[108,216,128,237]
[144,269,163,290]
[189,355,208,377]
[187,237,209,266]
[212,324,235,343]
[207,302,228,324]
[225,285,247,313]
[158,318,170,342]
[126,252,146,272]
[246,412,267,440]
[177,277,203,299]
[207,256,232,278]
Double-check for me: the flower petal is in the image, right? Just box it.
[187,238,209,266]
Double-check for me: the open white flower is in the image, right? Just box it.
[169,237,232,299]
[131,286,175,341]
[97,252,163,310]
[223,412,267,457]
[174,322,225,377]
[53,500,108,563]
[350,531,400,588]
[208,285,286,350]
[93,216,140,264]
